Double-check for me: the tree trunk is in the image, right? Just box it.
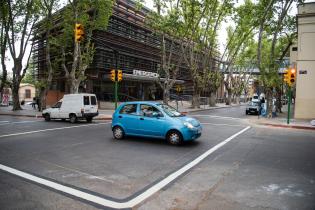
[163,87,170,105]
[235,95,240,104]
[192,91,200,108]
[39,88,47,111]
[192,80,200,108]
[226,89,232,105]
[276,87,282,113]
[12,80,21,110]
[68,78,79,94]
[209,92,216,107]
[266,89,273,118]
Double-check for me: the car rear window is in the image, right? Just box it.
[83,96,90,105]
[119,104,137,115]
[91,96,97,105]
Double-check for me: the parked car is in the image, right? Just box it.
[251,94,260,103]
[42,93,98,123]
[111,101,202,145]
[246,101,260,115]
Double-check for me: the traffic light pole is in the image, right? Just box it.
[114,50,118,109]
[287,86,292,125]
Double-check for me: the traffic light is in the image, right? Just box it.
[117,70,123,82]
[110,69,116,82]
[289,68,296,85]
[283,69,290,85]
[75,23,84,42]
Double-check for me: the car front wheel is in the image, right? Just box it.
[167,130,183,145]
[44,114,51,121]
[69,114,77,123]
[113,126,124,140]
[86,117,93,123]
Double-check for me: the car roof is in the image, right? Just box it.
[121,101,161,106]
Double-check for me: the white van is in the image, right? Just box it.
[42,93,98,123]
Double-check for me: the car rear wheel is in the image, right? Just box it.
[167,130,183,145]
[86,117,93,123]
[44,114,51,122]
[113,126,124,140]
[69,114,77,123]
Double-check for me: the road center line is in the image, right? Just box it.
[0,122,111,138]
[0,126,250,209]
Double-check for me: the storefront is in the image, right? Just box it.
[88,69,184,102]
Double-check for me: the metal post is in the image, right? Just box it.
[287,86,291,125]
[115,81,118,109]
[114,50,118,109]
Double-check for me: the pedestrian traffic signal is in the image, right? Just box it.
[110,69,116,82]
[75,23,84,42]
[289,68,296,85]
[117,70,123,82]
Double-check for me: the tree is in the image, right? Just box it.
[54,0,113,94]
[3,0,40,110]
[180,0,233,108]
[0,1,9,102]
[35,0,60,110]
[21,60,36,85]
[222,0,258,105]
[256,0,299,117]
[148,0,186,104]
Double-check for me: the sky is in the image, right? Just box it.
[3,0,312,76]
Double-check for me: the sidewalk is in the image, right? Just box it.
[248,105,315,130]
[0,101,245,120]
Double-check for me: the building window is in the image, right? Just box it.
[25,89,31,98]
[292,47,298,51]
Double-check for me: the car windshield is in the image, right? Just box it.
[249,101,259,106]
[157,104,183,117]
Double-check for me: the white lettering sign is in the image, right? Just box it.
[133,70,159,78]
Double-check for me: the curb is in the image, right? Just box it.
[261,123,315,131]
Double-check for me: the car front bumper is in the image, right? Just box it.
[181,126,202,141]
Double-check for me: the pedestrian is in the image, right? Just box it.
[32,97,36,109]
[36,97,41,111]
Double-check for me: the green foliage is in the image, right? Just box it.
[22,68,36,85]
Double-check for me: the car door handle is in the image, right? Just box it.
[118,116,122,118]
[140,117,144,120]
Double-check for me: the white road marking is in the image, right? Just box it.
[0,121,9,123]
[0,126,250,209]
[201,122,245,127]
[0,122,111,138]
[190,115,244,120]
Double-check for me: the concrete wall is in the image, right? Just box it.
[19,84,36,102]
[295,3,315,119]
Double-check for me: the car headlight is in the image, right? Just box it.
[184,122,194,129]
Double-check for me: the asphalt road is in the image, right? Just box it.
[0,106,314,210]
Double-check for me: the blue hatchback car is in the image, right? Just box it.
[111,101,202,145]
